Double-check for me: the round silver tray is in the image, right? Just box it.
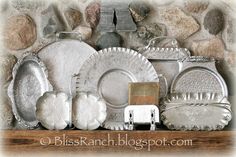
[77,47,159,130]
[171,67,228,98]
[38,39,97,96]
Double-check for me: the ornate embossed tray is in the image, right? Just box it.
[161,93,232,131]
[161,56,232,131]
[76,47,159,130]
[8,54,52,128]
[171,56,228,98]
[141,47,190,96]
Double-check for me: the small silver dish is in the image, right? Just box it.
[8,54,52,128]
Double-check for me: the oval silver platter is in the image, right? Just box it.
[8,54,52,128]
[171,57,228,98]
[161,93,232,131]
[141,48,190,95]
[38,39,97,96]
[77,47,159,130]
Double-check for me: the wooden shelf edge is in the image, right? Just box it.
[0,130,235,153]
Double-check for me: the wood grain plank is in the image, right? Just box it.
[0,130,235,153]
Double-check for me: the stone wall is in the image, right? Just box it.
[0,0,235,129]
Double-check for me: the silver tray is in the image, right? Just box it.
[161,93,232,130]
[171,57,228,98]
[8,54,52,128]
[141,47,190,94]
[76,47,159,130]
[38,39,97,96]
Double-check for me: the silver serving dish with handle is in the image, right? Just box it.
[140,37,190,94]
[8,53,52,128]
[161,56,232,130]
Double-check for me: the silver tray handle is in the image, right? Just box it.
[138,36,179,52]
[158,74,168,98]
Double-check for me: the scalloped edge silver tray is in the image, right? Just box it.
[142,47,190,60]
[8,53,52,128]
[161,95,232,131]
[171,63,228,98]
[76,47,159,130]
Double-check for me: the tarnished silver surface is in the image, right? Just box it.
[161,56,231,131]
[38,39,97,96]
[8,54,52,128]
[141,47,190,94]
[161,93,232,130]
[124,105,160,130]
[77,47,158,130]
[171,56,228,98]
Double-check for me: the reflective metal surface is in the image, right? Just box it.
[161,56,231,131]
[161,93,232,130]
[8,54,52,128]
[38,39,97,96]
[141,47,190,95]
[171,56,228,98]
[77,47,158,130]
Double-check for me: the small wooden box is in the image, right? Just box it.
[128,82,160,105]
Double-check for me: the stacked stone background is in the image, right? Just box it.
[0,0,235,129]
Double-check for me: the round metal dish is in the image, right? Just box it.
[38,39,97,96]
[77,47,159,130]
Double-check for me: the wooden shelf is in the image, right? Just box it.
[1,130,235,154]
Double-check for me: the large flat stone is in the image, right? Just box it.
[190,38,225,59]
[159,7,200,40]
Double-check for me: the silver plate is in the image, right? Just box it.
[38,39,97,96]
[141,48,190,94]
[171,57,228,98]
[161,93,232,130]
[77,47,159,130]
[8,54,52,128]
